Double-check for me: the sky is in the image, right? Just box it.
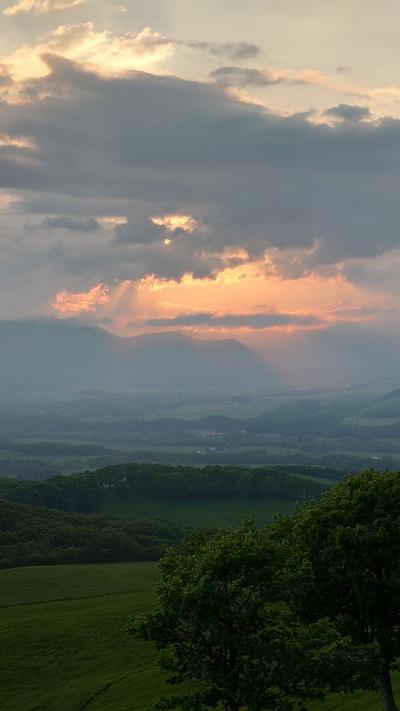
[1,0,400,381]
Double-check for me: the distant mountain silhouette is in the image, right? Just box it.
[0,319,273,391]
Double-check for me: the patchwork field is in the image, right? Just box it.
[1,563,397,711]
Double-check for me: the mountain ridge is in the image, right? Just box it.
[0,319,273,391]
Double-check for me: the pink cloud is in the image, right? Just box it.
[52,282,110,314]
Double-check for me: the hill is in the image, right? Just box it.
[0,563,396,711]
[0,500,184,568]
[0,319,272,391]
[0,462,325,567]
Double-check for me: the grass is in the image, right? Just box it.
[1,562,399,711]
[0,562,163,711]
[95,495,295,527]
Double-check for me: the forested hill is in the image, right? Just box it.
[0,500,184,569]
[0,463,325,513]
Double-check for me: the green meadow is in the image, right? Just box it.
[1,563,397,711]
[95,495,295,528]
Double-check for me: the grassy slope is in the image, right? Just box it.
[1,563,399,711]
[95,495,295,527]
[0,563,163,711]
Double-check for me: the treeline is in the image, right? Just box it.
[0,499,184,569]
[0,463,324,513]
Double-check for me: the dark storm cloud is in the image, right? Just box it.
[210,65,282,87]
[113,217,163,244]
[142,311,321,329]
[33,215,101,231]
[0,56,399,282]
[324,103,371,122]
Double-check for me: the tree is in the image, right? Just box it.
[288,470,400,711]
[129,520,377,711]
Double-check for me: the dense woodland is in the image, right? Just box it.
[0,463,324,512]
[0,500,184,568]
[0,463,325,569]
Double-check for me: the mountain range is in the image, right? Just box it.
[0,319,272,391]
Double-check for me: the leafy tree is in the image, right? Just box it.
[288,470,400,711]
[129,520,377,711]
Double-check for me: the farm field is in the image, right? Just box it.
[0,563,397,711]
[4,381,400,480]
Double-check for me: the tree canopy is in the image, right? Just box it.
[130,519,377,711]
[286,470,400,711]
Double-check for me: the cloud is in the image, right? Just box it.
[52,282,110,314]
[141,311,321,330]
[33,215,101,231]
[210,66,282,88]
[113,217,165,245]
[182,41,261,61]
[0,24,261,87]
[1,57,400,289]
[151,214,200,233]
[324,103,371,122]
[2,24,173,82]
[209,65,349,91]
[3,0,85,15]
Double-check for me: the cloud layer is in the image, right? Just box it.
[1,57,400,283]
[1,12,400,358]
[4,0,85,16]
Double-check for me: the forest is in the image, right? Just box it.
[0,462,323,568]
[0,499,184,568]
[0,462,324,512]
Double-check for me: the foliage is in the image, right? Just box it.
[130,520,378,711]
[0,499,184,568]
[0,562,392,711]
[286,470,400,709]
[0,463,324,513]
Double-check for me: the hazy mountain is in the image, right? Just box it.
[0,320,273,391]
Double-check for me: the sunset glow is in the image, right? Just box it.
[52,283,111,314]
[1,0,400,381]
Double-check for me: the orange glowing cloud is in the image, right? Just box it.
[2,23,173,85]
[0,134,36,148]
[3,0,85,16]
[50,257,394,336]
[151,214,200,233]
[52,282,111,314]
[101,258,392,336]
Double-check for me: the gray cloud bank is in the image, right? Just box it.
[324,103,371,123]
[1,56,400,288]
[209,65,280,87]
[31,215,101,232]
